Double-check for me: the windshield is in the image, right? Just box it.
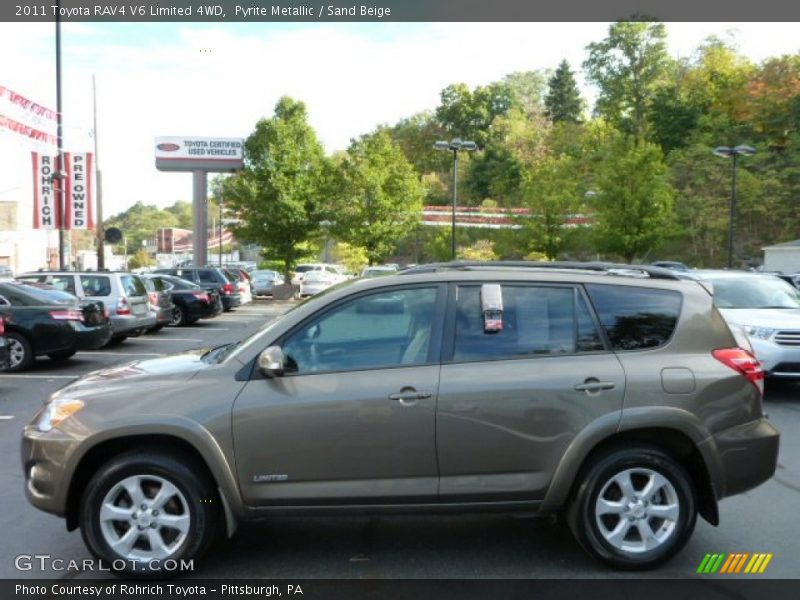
[708,276,800,309]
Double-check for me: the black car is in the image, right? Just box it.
[154,267,241,311]
[0,282,112,371]
[146,274,223,326]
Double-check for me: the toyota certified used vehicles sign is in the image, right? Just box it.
[154,136,244,172]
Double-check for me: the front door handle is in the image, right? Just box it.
[574,379,616,393]
[388,388,432,406]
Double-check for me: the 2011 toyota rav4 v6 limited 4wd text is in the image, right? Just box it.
[21,262,779,575]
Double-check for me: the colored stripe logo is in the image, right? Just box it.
[697,553,773,574]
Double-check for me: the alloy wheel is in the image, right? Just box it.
[98,474,191,561]
[594,468,680,554]
[8,338,26,369]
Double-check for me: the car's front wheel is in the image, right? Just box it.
[80,452,218,577]
[567,446,696,570]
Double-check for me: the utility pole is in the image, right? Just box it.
[55,1,67,270]
[92,74,104,269]
[219,197,223,267]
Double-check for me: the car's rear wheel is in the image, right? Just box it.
[48,349,77,361]
[567,446,696,570]
[168,306,185,327]
[80,452,218,577]
[5,333,34,372]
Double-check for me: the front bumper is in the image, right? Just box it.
[749,337,800,377]
[705,417,780,499]
[21,424,80,517]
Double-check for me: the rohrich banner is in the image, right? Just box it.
[31,151,95,230]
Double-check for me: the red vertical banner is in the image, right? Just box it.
[63,152,72,229]
[64,152,93,229]
[31,151,59,229]
[86,152,94,229]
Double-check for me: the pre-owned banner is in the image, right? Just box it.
[31,151,60,229]
[63,152,94,229]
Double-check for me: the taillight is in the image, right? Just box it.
[191,291,210,302]
[49,309,85,322]
[222,283,233,295]
[0,317,4,336]
[713,347,764,395]
[117,297,131,316]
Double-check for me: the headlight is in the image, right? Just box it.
[742,326,776,340]
[37,399,84,432]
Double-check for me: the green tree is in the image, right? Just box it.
[584,20,671,141]
[331,128,425,265]
[518,153,580,260]
[104,201,179,251]
[592,135,674,262]
[545,60,584,123]
[220,97,331,281]
[435,81,514,147]
[127,248,154,270]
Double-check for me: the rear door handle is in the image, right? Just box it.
[574,380,616,392]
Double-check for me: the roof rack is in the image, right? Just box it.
[398,261,682,281]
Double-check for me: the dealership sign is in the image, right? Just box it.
[31,151,94,230]
[155,136,244,172]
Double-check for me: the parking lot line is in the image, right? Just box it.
[178,327,230,331]
[0,374,78,379]
[77,351,162,357]
[129,337,203,342]
[0,416,14,420]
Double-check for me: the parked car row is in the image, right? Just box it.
[0,267,239,372]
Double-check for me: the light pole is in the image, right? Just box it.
[218,198,223,267]
[713,145,756,269]
[434,138,477,260]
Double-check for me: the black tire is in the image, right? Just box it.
[168,306,186,327]
[5,332,34,372]
[79,451,218,577]
[48,349,77,361]
[566,445,697,570]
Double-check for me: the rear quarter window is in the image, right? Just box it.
[121,275,147,296]
[585,284,682,351]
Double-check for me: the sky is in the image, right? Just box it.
[1,21,799,222]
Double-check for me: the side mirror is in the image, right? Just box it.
[258,346,285,378]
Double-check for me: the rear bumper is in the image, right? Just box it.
[110,313,157,335]
[72,323,114,350]
[221,294,241,310]
[704,417,780,499]
[152,305,173,325]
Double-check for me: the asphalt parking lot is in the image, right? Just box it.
[0,298,798,579]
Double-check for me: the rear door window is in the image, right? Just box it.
[585,284,682,351]
[453,285,593,361]
[80,275,111,297]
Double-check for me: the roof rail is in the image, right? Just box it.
[398,260,682,281]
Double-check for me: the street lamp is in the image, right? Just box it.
[713,145,756,269]
[434,138,477,260]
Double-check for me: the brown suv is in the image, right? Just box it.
[21,262,779,575]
